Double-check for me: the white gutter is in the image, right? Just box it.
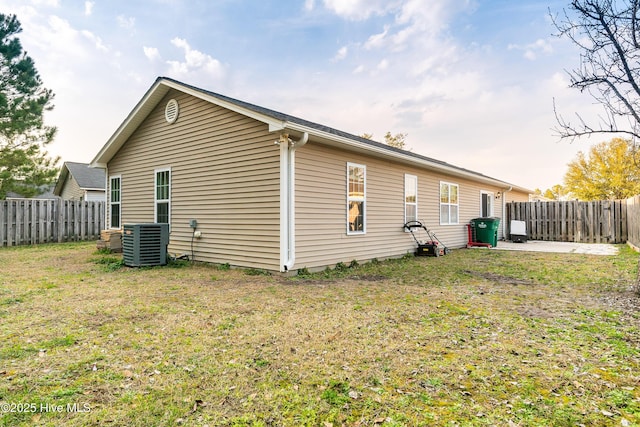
[282,122,532,193]
[279,132,308,272]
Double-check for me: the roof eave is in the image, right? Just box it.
[90,79,171,167]
[89,77,532,194]
[283,122,532,193]
[53,165,69,196]
[160,78,286,131]
[90,78,286,167]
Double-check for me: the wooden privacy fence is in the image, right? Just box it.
[628,195,640,249]
[0,199,105,247]
[506,200,627,243]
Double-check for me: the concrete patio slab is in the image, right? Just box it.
[490,240,619,256]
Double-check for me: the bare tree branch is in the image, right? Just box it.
[552,0,640,143]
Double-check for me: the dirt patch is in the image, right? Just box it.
[599,287,640,317]
[463,269,537,286]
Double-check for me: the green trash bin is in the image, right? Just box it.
[470,217,500,247]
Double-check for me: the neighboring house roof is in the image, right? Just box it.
[91,76,533,194]
[7,185,57,200]
[54,161,106,196]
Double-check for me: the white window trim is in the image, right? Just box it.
[109,175,121,229]
[480,191,495,217]
[154,167,171,224]
[404,174,418,226]
[347,162,366,235]
[440,181,459,225]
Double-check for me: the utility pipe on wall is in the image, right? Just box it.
[502,186,512,240]
[278,132,308,272]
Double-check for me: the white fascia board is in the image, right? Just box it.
[90,78,285,168]
[90,80,170,167]
[91,77,296,168]
[269,122,286,132]
[284,121,532,193]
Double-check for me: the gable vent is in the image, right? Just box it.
[165,99,179,124]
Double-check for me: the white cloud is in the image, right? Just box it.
[117,15,135,30]
[376,58,389,71]
[47,15,76,39]
[304,0,315,11]
[364,25,389,50]
[410,43,459,77]
[84,1,94,16]
[81,30,108,52]
[549,71,569,89]
[32,0,59,6]
[333,45,348,61]
[508,38,554,60]
[330,0,474,53]
[322,0,396,20]
[143,46,161,61]
[167,37,225,80]
[353,64,364,74]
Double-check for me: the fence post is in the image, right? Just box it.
[56,199,63,243]
[621,199,628,244]
[30,200,37,245]
[0,200,4,247]
[17,200,24,245]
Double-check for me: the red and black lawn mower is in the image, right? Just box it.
[403,220,449,257]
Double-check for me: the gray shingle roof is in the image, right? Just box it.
[161,77,510,185]
[63,162,105,190]
[91,77,533,194]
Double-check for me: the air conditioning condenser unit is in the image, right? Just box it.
[122,223,170,267]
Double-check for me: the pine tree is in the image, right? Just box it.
[0,13,58,198]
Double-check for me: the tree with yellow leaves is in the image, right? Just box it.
[563,138,640,200]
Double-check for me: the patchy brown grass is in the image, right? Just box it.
[0,242,639,426]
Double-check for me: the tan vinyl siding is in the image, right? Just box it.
[108,90,280,270]
[505,191,530,202]
[60,175,83,200]
[294,143,513,269]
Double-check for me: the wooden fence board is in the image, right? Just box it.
[0,199,105,247]
[506,200,628,244]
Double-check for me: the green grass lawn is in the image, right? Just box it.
[1,242,639,426]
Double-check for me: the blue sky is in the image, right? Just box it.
[1,0,603,190]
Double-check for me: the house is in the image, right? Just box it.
[54,162,105,202]
[90,77,532,272]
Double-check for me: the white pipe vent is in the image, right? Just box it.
[165,99,179,124]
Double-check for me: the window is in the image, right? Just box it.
[347,163,365,234]
[481,191,494,217]
[440,181,459,225]
[405,174,417,224]
[155,168,171,224]
[109,176,121,229]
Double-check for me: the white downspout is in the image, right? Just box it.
[279,132,308,272]
[502,186,512,240]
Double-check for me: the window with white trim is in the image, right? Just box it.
[109,176,121,229]
[347,163,365,234]
[440,181,459,225]
[405,174,417,224]
[155,168,171,224]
